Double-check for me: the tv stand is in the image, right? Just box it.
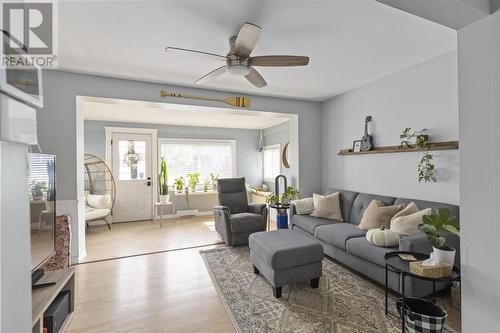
[32,268,75,333]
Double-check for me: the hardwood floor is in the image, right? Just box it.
[67,244,235,333]
[83,215,222,263]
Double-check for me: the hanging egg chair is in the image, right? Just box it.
[83,154,116,229]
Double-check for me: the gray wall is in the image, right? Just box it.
[84,120,262,212]
[84,120,263,186]
[321,51,459,204]
[262,121,292,190]
[38,70,322,200]
[458,9,500,332]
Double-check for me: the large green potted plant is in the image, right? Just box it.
[187,172,201,192]
[418,208,460,266]
[158,156,169,203]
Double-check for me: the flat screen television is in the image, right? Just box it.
[29,153,56,273]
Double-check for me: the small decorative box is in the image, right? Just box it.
[409,260,452,278]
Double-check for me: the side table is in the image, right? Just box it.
[384,251,460,333]
[153,202,176,228]
[269,204,290,229]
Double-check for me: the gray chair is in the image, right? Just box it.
[213,177,268,246]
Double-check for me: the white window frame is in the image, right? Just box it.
[158,138,237,186]
[262,144,281,182]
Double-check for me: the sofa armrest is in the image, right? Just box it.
[214,205,231,215]
[399,233,433,255]
[290,203,297,217]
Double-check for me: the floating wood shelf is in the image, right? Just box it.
[338,141,459,156]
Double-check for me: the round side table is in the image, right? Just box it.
[153,202,176,228]
[384,251,460,333]
[269,204,290,229]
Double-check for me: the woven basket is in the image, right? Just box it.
[409,261,452,278]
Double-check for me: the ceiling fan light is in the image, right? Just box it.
[227,64,251,76]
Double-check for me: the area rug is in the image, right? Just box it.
[201,246,453,333]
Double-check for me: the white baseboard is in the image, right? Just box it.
[159,210,213,219]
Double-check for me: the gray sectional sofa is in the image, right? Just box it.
[290,189,460,297]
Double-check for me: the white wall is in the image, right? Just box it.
[321,51,459,204]
[458,9,500,332]
[0,143,31,333]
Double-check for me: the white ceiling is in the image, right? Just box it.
[82,98,290,130]
[59,0,457,101]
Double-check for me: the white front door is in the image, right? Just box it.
[111,132,153,222]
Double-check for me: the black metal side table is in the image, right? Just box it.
[269,204,290,229]
[384,251,460,333]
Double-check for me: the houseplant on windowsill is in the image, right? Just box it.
[187,172,200,192]
[31,181,47,200]
[210,173,219,191]
[45,185,55,212]
[174,177,184,194]
[418,208,460,266]
[203,177,210,192]
[158,156,169,203]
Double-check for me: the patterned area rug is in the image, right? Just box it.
[201,246,452,333]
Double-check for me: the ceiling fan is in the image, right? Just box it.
[165,22,309,88]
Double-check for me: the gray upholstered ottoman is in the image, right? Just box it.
[249,230,324,298]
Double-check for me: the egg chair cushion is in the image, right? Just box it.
[85,208,111,221]
[87,194,112,209]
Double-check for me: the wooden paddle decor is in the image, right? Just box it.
[160,90,250,108]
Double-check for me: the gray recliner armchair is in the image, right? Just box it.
[213,177,268,246]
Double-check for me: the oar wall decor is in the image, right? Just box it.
[160,90,250,108]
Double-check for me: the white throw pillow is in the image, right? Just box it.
[291,197,314,215]
[310,192,343,221]
[86,194,112,209]
[390,202,432,236]
[366,228,400,247]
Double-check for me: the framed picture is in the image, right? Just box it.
[353,140,362,152]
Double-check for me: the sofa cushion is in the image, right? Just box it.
[350,193,396,226]
[229,213,265,233]
[358,200,404,231]
[390,202,432,236]
[249,230,324,271]
[314,223,366,250]
[311,192,343,221]
[292,214,335,234]
[324,189,359,222]
[346,236,398,267]
[393,198,460,224]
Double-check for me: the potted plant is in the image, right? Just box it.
[158,156,169,203]
[203,177,211,192]
[187,172,200,192]
[174,177,184,193]
[210,173,219,191]
[265,193,279,205]
[418,208,460,266]
[281,186,299,205]
[30,181,47,200]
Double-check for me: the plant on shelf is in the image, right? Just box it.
[174,177,184,193]
[30,181,47,200]
[400,127,436,183]
[203,177,211,192]
[187,172,201,192]
[418,208,460,266]
[418,153,437,183]
[158,157,169,203]
[281,186,300,204]
[210,173,219,190]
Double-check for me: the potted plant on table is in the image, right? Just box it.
[418,208,460,266]
[187,172,200,192]
[281,186,299,205]
[265,193,279,205]
[158,157,169,203]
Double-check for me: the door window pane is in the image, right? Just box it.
[119,140,146,180]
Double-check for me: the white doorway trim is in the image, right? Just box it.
[105,126,158,222]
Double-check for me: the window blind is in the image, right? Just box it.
[159,140,234,188]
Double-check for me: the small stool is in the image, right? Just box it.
[249,230,323,298]
[154,202,176,228]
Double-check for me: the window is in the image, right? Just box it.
[263,144,281,182]
[159,139,235,189]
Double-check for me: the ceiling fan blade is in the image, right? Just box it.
[195,65,227,84]
[234,22,261,58]
[165,47,226,61]
[250,55,309,67]
[245,68,267,88]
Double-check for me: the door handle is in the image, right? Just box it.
[147,181,152,186]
